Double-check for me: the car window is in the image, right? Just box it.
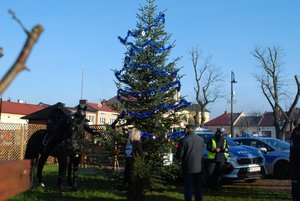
[196,133,237,146]
[235,139,250,146]
[261,138,290,151]
[225,137,237,146]
[249,140,273,152]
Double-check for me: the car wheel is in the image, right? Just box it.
[274,160,290,179]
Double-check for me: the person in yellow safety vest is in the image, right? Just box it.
[205,127,229,191]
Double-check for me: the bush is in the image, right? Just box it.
[128,156,152,201]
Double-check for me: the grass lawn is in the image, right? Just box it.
[9,164,291,201]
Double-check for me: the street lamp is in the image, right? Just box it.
[231,71,237,137]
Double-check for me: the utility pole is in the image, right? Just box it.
[231,71,237,137]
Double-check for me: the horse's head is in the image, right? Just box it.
[64,105,87,156]
[44,101,87,156]
[44,103,70,152]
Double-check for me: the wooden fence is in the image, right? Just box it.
[0,160,31,201]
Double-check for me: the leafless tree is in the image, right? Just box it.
[0,10,43,95]
[0,9,43,199]
[190,47,224,127]
[252,46,300,139]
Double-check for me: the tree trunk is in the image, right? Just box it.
[200,106,206,127]
[195,110,200,127]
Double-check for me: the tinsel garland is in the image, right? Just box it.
[127,99,190,119]
[118,13,165,44]
[118,39,172,53]
[141,131,184,139]
[116,12,190,120]
[117,80,180,96]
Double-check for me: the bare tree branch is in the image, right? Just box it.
[190,47,224,127]
[0,47,3,58]
[252,45,300,139]
[0,11,43,95]
[8,10,30,35]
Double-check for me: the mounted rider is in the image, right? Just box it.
[44,102,68,153]
[65,100,100,156]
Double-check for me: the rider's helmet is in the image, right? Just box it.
[74,100,87,120]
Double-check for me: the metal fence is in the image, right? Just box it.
[0,123,43,160]
[0,123,118,168]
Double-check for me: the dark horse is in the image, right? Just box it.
[25,102,93,191]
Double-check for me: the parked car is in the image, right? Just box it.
[232,137,290,179]
[196,132,265,182]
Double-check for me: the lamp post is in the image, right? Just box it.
[231,71,237,137]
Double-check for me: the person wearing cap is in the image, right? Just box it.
[291,119,300,201]
[205,127,229,191]
[68,100,99,136]
[176,124,204,201]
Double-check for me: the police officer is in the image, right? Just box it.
[206,127,228,191]
[291,119,300,201]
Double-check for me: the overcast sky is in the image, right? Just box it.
[0,0,299,118]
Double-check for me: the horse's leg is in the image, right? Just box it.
[72,155,81,191]
[36,154,48,187]
[67,156,73,186]
[29,158,38,189]
[57,155,68,192]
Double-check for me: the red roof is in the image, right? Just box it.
[205,111,241,126]
[259,110,300,126]
[258,112,274,126]
[86,101,118,113]
[1,101,45,115]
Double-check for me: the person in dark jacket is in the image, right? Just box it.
[205,127,228,191]
[176,124,205,201]
[124,128,143,201]
[291,119,300,201]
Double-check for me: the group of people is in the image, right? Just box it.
[124,125,228,201]
[124,119,300,201]
[175,125,228,201]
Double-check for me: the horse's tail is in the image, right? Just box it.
[24,129,47,159]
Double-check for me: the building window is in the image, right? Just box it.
[262,131,271,137]
[110,118,115,124]
[99,116,106,124]
[86,115,95,124]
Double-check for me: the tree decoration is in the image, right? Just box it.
[115,12,190,129]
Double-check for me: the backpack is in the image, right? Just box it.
[125,143,133,157]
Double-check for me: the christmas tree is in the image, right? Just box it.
[114,0,189,136]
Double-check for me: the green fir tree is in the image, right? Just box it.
[115,0,188,134]
[114,0,189,183]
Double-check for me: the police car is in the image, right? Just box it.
[232,136,290,179]
[197,132,265,182]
